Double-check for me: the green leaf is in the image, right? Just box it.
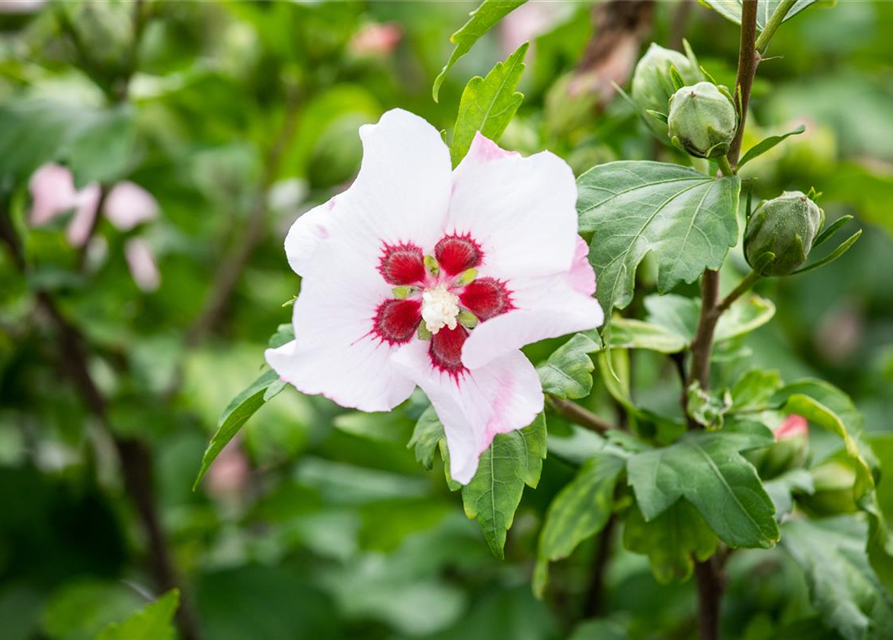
[432,0,527,102]
[773,380,875,500]
[268,323,295,348]
[699,0,818,30]
[534,452,625,595]
[408,406,445,470]
[63,106,138,186]
[764,468,814,516]
[729,368,783,412]
[715,294,776,341]
[793,230,862,275]
[460,413,547,558]
[608,318,688,354]
[813,214,854,249]
[577,162,740,319]
[738,124,806,167]
[567,619,629,640]
[641,293,774,346]
[94,590,179,640]
[537,332,602,399]
[450,42,528,167]
[623,500,718,583]
[627,420,779,548]
[782,516,893,640]
[194,368,282,490]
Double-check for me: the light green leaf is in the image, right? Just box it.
[773,380,875,500]
[623,500,718,583]
[537,332,602,399]
[408,406,445,470]
[738,124,806,167]
[94,590,179,640]
[268,323,295,348]
[577,162,740,319]
[534,452,625,595]
[461,413,547,558]
[451,42,528,167]
[764,468,814,516]
[793,230,862,275]
[432,0,527,102]
[716,294,776,341]
[730,368,783,412]
[608,318,688,354]
[699,0,818,30]
[627,420,779,548]
[194,368,282,490]
[783,516,893,640]
[63,106,138,186]
[641,292,774,346]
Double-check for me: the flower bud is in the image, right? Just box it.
[744,191,825,276]
[799,460,859,516]
[745,415,809,480]
[631,43,703,135]
[667,82,737,159]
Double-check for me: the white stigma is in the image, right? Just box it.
[421,284,460,335]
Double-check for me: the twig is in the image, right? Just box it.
[694,556,726,640]
[688,269,720,393]
[547,396,618,435]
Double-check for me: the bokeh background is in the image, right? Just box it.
[0,1,891,639]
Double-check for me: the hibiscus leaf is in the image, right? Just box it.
[772,379,876,500]
[461,412,547,558]
[408,405,445,470]
[537,332,602,400]
[432,0,527,102]
[699,0,817,30]
[626,420,779,548]
[782,516,893,640]
[738,123,807,168]
[577,162,740,320]
[95,590,179,640]
[534,452,625,595]
[193,368,282,490]
[451,42,528,167]
[608,318,688,354]
[623,499,719,583]
[640,293,774,347]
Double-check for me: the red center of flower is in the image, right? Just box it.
[371,235,513,376]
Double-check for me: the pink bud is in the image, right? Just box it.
[125,238,161,292]
[28,163,78,226]
[775,414,808,441]
[104,181,159,231]
[350,22,402,57]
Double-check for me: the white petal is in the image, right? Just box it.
[28,163,78,226]
[447,133,578,279]
[393,341,544,484]
[104,182,159,231]
[267,229,416,412]
[124,238,161,292]
[65,184,101,248]
[284,197,339,277]
[462,239,603,369]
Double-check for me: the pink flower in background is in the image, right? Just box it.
[28,163,161,292]
[266,109,603,483]
[775,414,808,441]
[350,22,402,57]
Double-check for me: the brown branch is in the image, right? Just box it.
[0,212,201,640]
[694,556,726,640]
[547,397,618,435]
[185,89,301,348]
[687,268,720,394]
[727,0,760,167]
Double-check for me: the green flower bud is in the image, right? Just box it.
[631,43,704,135]
[667,82,738,159]
[798,460,859,516]
[744,191,825,276]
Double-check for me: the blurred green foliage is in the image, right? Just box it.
[0,1,892,639]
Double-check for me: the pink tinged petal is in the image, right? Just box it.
[103,181,159,231]
[447,132,578,280]
[284,198,337,277]
[461,266,604,370]
[28,163,78,226]
[569,236,597,296]
[393,340,544,485]
[65,183,102,248]
[775,415,808,441]
[124,238,161,292]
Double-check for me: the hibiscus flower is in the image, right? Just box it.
[266,109,603,483]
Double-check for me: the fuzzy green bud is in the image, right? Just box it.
[631,43,704,135]
[744,191,825,276]
[667,82,738,159]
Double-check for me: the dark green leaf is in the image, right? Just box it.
[567,619,629,640]
[432,0,527,102]
[194,368,282,490]
[460,413,547,558]
[764,468,814,516]
[94,590,179,640]
[537,332,602,399]
[623,500,718,583]
[783,516,893,640]
[451,42,528,167]
[738,124,806,167]
[627,420,779,548]
[534,452,625,595]
[577,162,740,319]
